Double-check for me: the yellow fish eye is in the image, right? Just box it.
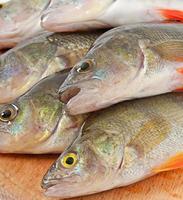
[61,152,78,169]
[0,104,18,123]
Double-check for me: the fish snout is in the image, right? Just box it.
[41,163,58,189]
[59,86,81,104]
[41,175,55,190]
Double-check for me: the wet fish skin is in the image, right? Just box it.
[42,93,183,198]
[0,31,102,104]
[41,0,183,32]
[41,0,113,32]
[0,0,50,49]
[59,23,183,115]
[0,70,85,154]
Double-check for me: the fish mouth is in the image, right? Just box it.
[43,176,92,198]
[42,176,58,190]
[59,83,102,115]
[43,177,105,198]
[42,170,80,190]
[43,182,79,198]
[59,86,81,104]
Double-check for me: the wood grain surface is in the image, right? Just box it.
[0,154,182,200]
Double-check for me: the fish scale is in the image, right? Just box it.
[0,31,103,104]
[0,0,50,49]
[43,93,183,198]
[0,70,86,154]
[59,23,183,115]
[41,0,183,33]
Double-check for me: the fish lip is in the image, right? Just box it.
[59,86,81,104]
[43,176,104,198]
[43,182,71,198]
[42,173,79,190]
[59,77,101,103]
[42,175,84,198]
[41,177,57,190]
[42,176,72,190]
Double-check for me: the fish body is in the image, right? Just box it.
[0,70,85,154]
[60,23,183,114]
[0,0,50,49]
[42,93,183,198]
[0,31,102,104]
[42,0,183,32]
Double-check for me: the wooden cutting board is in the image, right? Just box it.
[0,154,182,200]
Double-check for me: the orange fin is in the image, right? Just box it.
[177,68,183,74]
[159,9,183,21]
[153,153,183,173]
[173,68,183,92]
[174,87,183,92]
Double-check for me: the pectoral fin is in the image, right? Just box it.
[153,153,183,173]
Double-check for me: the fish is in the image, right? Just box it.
[41,0,183,32]
[42,92,183,198]
[59,23,183,115]
[0,49,6,55]
[0,30,102,104]
[0,0,50,49]
[0,69,85,154]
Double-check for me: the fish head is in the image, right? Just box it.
[0,79,63,153]
[59,32,143,114]
[0,51,34,103]
[0,34,56,104]
[42,125,124,198]
[41,0,115,32]
[0,0,49,48]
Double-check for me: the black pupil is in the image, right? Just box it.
[1,110,11,119]
[79,62,90,71]
[66,157,74,165]
[0,4,3,9]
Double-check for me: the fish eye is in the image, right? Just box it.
[0,3,4,9]
[0,104,18,122]
[61,152,78,169]
[76,59,93,73]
